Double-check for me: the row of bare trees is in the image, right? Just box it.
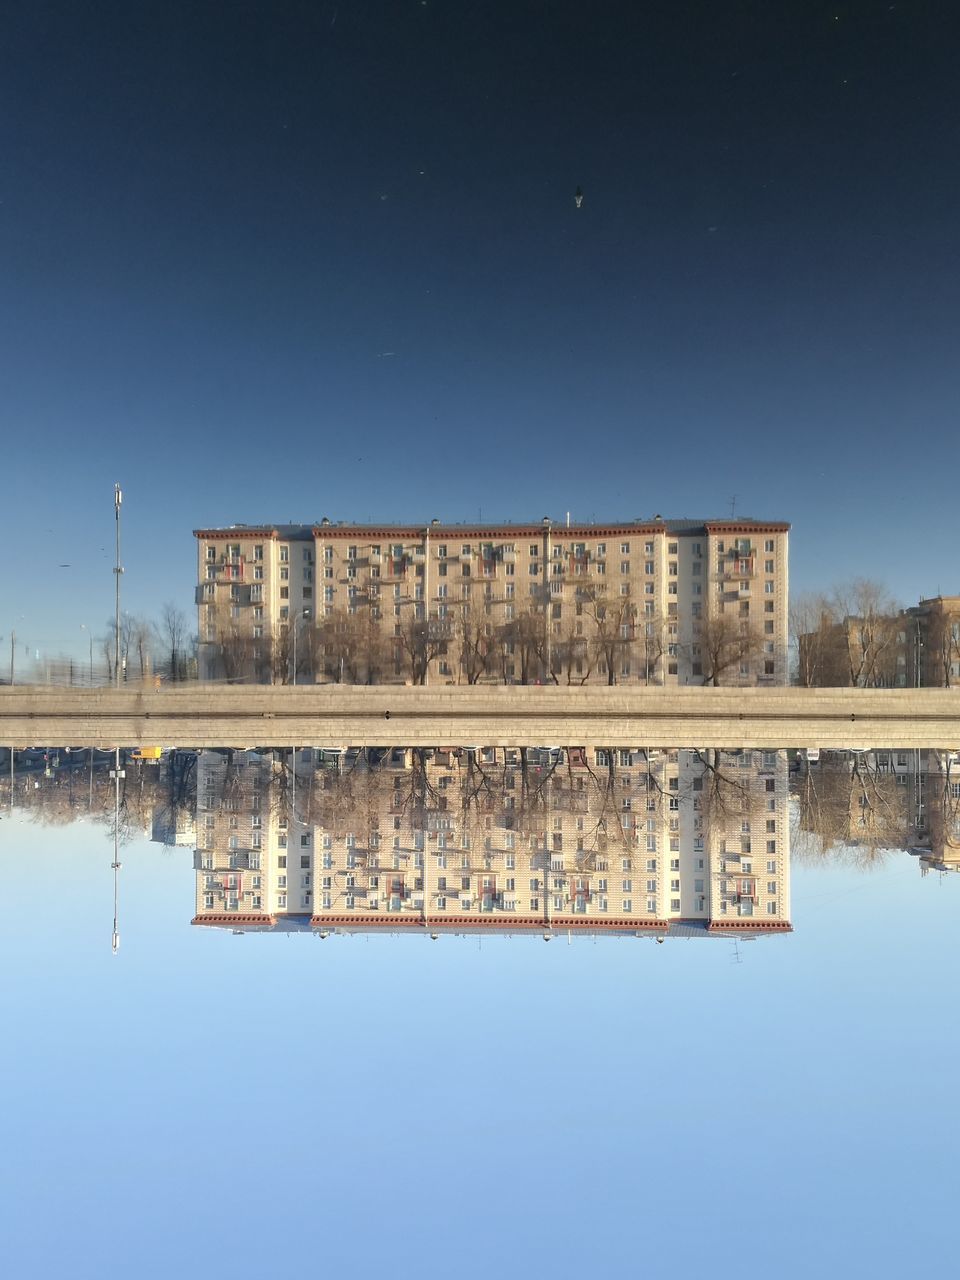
[790,579,960,688]
[206,592,771,686]
[791,580,903,687]
[91,603,196,684]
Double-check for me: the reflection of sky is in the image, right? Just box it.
[1,814,956,1278]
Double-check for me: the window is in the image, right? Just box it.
[620,542,630,554]
[620,561,630,574]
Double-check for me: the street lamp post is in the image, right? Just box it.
[291,608,309,686]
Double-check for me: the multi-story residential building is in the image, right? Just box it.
[191,745,792,939]
[901,597,960,688]
[797,597,960,689]
[194,517,790,686]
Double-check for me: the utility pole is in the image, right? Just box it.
[114,484,124,687]
[543,516,552,682]
[423,524,430,688]
[111,485,124,949]
[110,750,124,954]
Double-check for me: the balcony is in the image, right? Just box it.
[719,561,756,582]
[381,558,408,580]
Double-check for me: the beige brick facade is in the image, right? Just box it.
[191,746,792,938]
[194,518,790,687]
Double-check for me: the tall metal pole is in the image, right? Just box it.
[423,525,430,689]
[114,485,124,687]
[112,485,124,950]
[8,629,13,687]
[544,518,552,682]
[111,753,122,954]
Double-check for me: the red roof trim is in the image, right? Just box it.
[194,521,791,541]
[310,914,674,931]
[191,914,278,926]
[703,522,790,534]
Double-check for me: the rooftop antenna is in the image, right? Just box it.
[731,939,743,964]
[729,495,738,518]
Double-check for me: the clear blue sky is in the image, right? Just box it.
[2,0,959,659]
[1,809,957,1278]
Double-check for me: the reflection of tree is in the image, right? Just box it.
[696,749,752,824]
[791,757,913,869]
[911,765,960,864]
[6,752,196,848]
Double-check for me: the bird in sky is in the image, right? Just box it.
[574,186,584,209]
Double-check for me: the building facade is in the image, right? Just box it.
[797,596,960,689]
[191,745,792,939]
[194,517,790,686]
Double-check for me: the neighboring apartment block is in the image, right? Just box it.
[191,746,792,939]
[194,517,790,686]
[796,596,960,689]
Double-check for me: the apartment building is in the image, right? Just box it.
[194,517,790,686]
[191,746,792,938]
[797,596,960,689]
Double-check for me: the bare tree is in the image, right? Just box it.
[454,599,494,684]
[547,615,594,685]
[395,614,448,685]
[694,614,764,686]
[128,614,153,680]
[496,609,543,684]
[580,588,637,685]
[830,580,901,687]
[156,603,189,681]
[923,608,960,688]
[318,609,388,683]
[208,602,253,683]
[790,593,835,686]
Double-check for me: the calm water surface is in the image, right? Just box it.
[1,746,956,1278]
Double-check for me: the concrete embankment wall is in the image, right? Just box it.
[1,684,958,749]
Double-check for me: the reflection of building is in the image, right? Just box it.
[151,803,196,847]
[790,749,960,878]
[194,518,789,687]
[192,747,792,939]
[909,755,960,875]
